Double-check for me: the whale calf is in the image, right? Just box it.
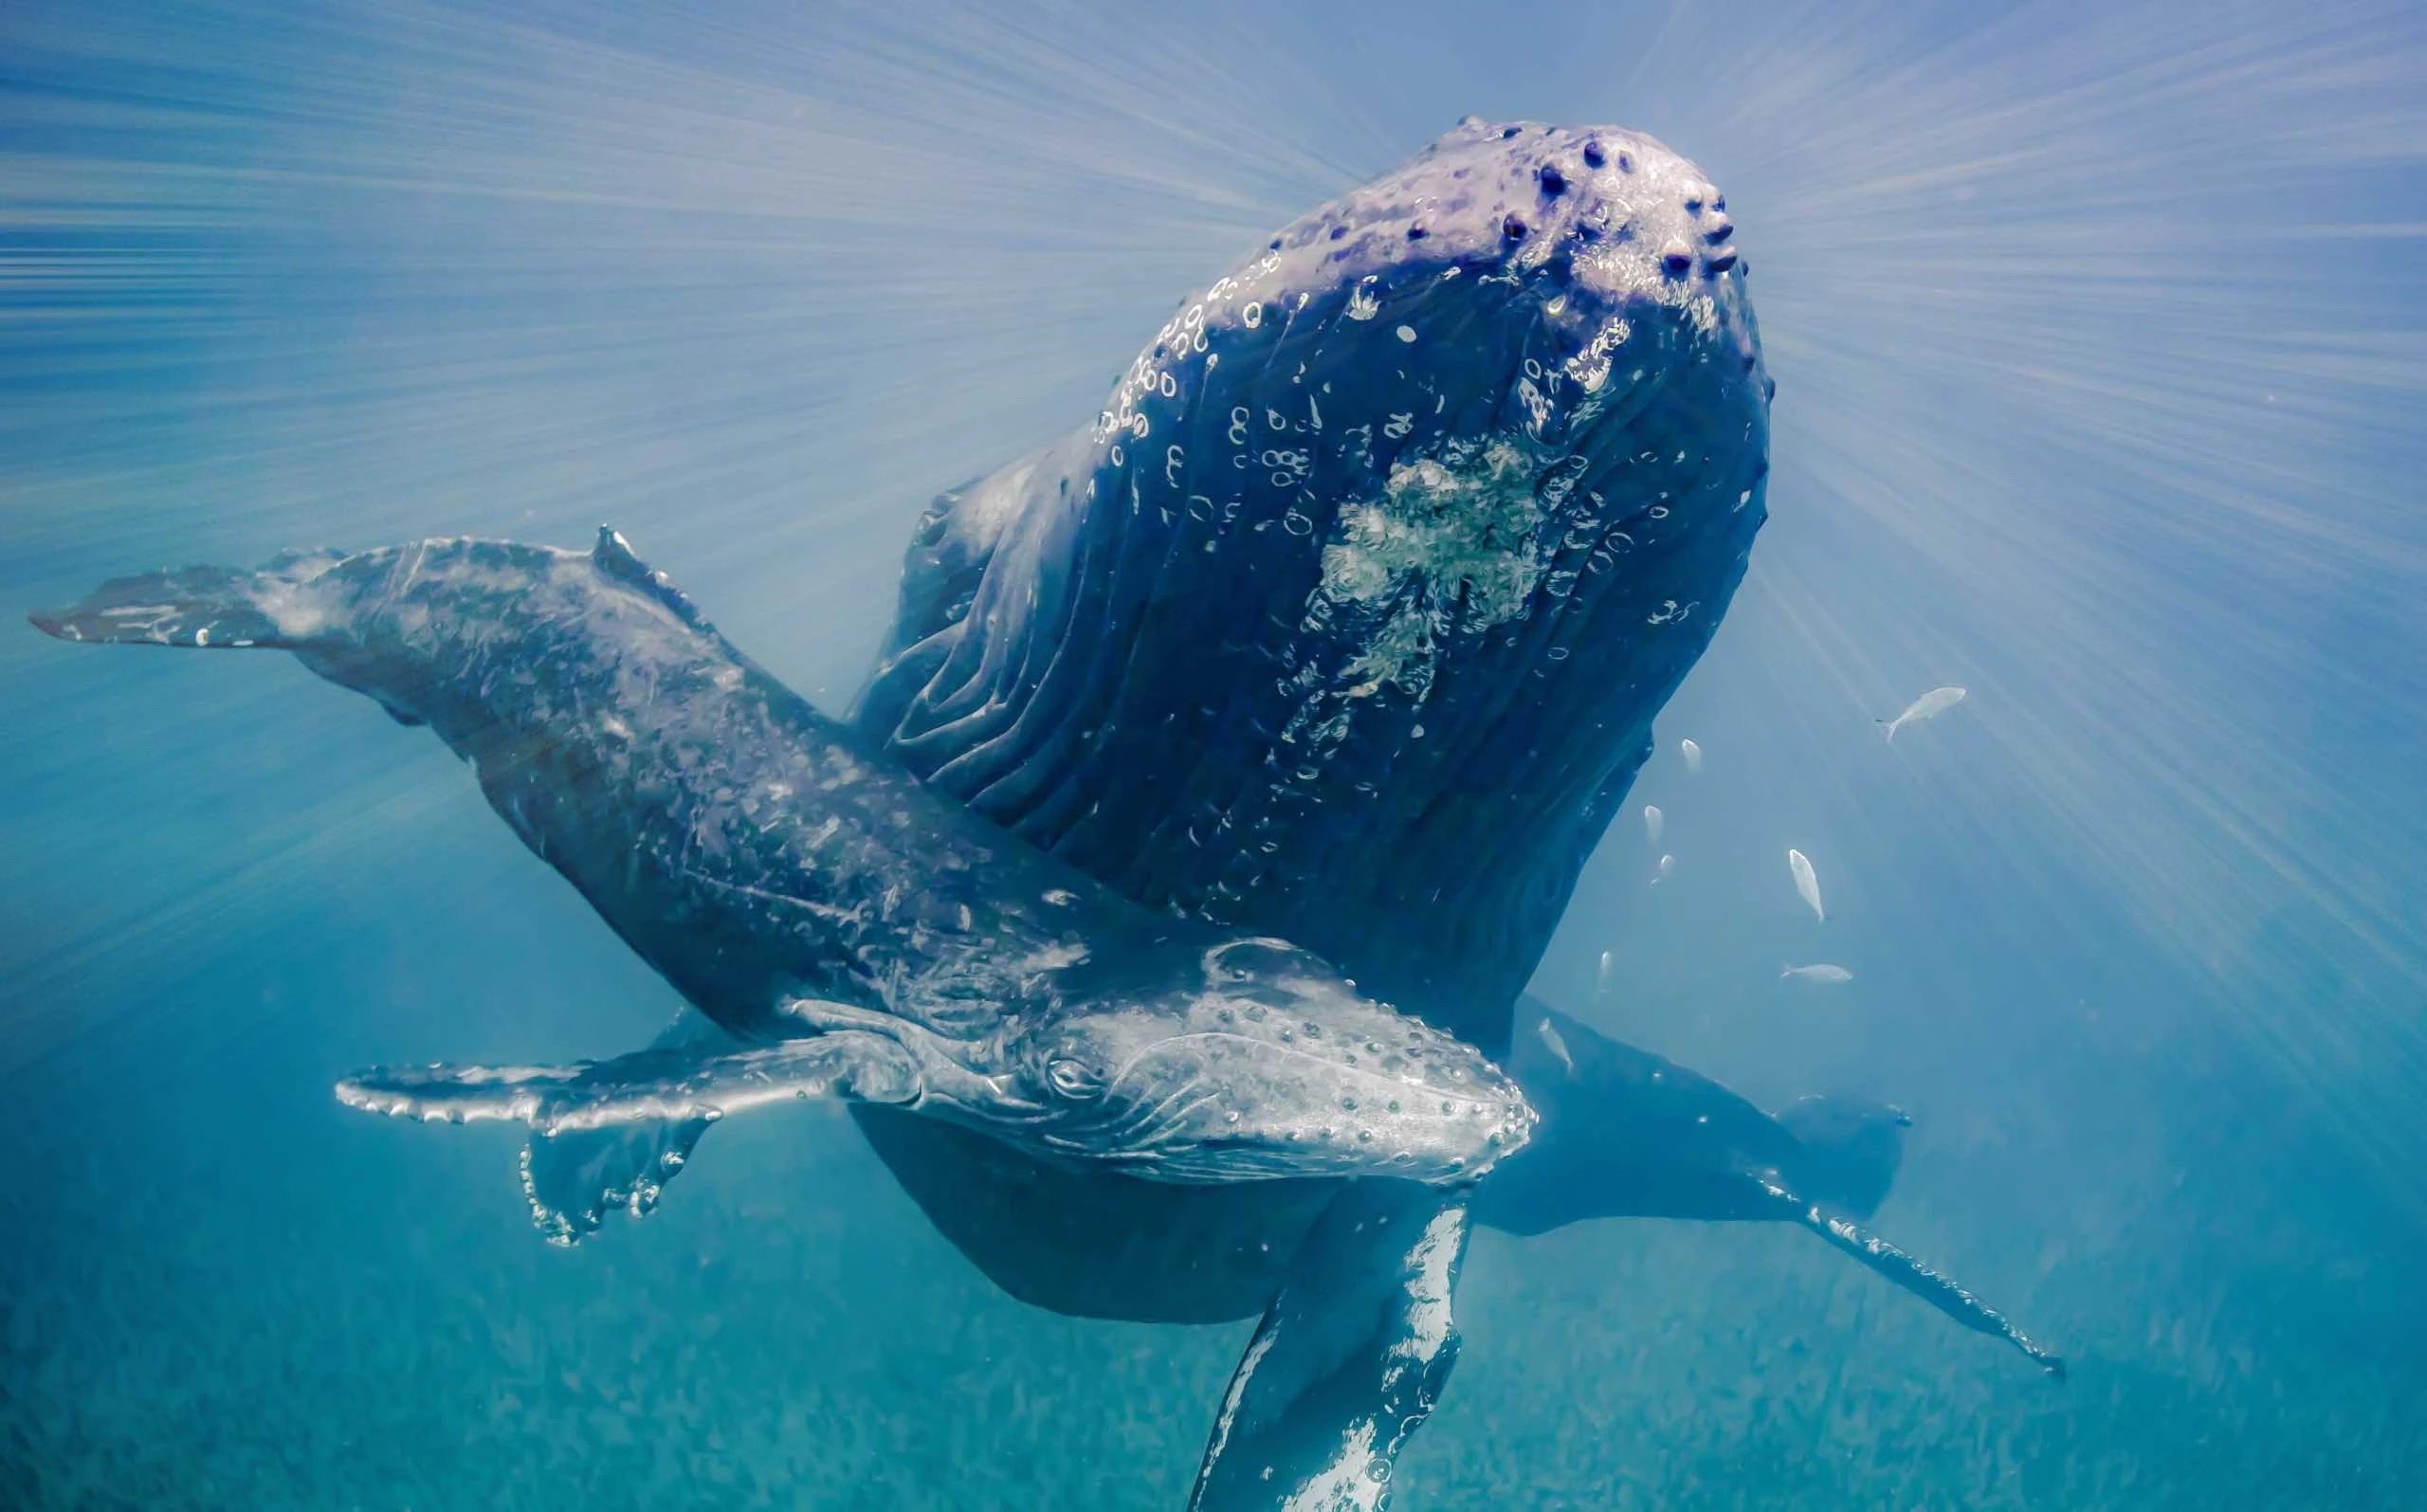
[29,531,1534,1190]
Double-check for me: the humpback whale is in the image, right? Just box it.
[30,117,2062,1509]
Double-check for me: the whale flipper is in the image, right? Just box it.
[520,1117,712,1245]
[1192,1181,1469,1512]
[337,1025,922,1135]
[1759,1178,2068,1378]
[519,1007,741,1246]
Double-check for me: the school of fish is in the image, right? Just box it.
[1606,685,1970,993]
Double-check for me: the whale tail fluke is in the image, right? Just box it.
[1778,1093,1909,1220]
[1875,717,1896,743]
[28,549,349,653]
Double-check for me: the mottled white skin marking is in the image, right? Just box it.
[1314,437,1552,701]
[30,532,1537,1193]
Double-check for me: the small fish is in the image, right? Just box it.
[1651,852,1676,885]
[1780,963,1854,984]
[1878,685,1966,742]
[1680,738,1703,773]
[1596,948,1617,995]
[1536,1016,1577,1076]
[1643,804,1664,846]
[1787,847,1825,921]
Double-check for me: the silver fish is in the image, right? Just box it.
[1787,847,1826,922]
[1535,1016,1578,1077]
[1879,685,1967,741]
[1780,963,1854,983]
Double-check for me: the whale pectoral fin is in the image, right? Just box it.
[1191,1180,1470,1512]
[1759,1178,2068,1378]
[518,1007,741,1246]
[337,1028,922,1136]
[520,1118,713,1245]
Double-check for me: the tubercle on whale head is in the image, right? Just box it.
[1283,117,1757,305]
[1087,117,1768,519]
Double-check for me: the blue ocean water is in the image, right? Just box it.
[3,1,2422,1507]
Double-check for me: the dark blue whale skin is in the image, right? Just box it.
[857,116,1770,1060]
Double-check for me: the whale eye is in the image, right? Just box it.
[1047,1057,1109,1101]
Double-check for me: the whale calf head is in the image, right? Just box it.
[791,936,1536,1186]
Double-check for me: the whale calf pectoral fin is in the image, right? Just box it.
[1192,1180,1471,1512]
[341,1029,922,1245]
[1758,1178,2068,1378]
[520,1117,712,1246]
[516,1007,743,1246]
[338,1027,920,1177]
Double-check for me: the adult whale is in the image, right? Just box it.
[31,116,2059,1510]
[507,117,2052,1507]
[860,115,1768,1049]
[838,112,2063,1504]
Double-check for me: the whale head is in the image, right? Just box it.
[859,119,1772,1053]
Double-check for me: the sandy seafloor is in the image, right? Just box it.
[3,1,2424,1508]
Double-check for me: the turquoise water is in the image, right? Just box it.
[4,2,2422,1507]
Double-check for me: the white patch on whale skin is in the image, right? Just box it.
[1311,435,1555,700]
[1016,940,1089,973]
[1394,1203,1465,1363]
[1278,1422,1382,1512]
[249,576,334,639]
